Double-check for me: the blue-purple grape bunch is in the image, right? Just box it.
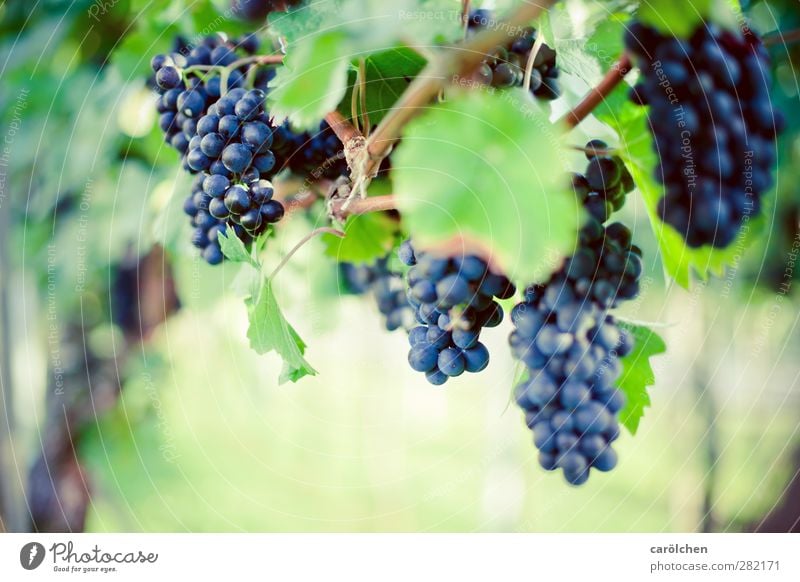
[400,240,516,385]
[271,121,348,180]
[509,148,642,485]
[467,9,561,100]
[152,32,262,166]
[152,34,288,264]
[625,22,784,248]
[340,258,416,332]
[189,88,285,241]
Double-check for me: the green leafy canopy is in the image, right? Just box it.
[392,89,581,285]
[267,0,462,129]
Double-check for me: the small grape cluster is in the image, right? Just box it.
[572,140,635,223]
[183,174,252,265]
[340,258,416,332]
[152,33,261,164]
[509,147,642,484]
[625,22,784,248]
[272,121,348,180]
[400,240,515,385]
[467,9,561,100]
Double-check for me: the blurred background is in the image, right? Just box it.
[0,0,799,533]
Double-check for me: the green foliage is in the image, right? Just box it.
[219,229,316,383]
[338,48,427,127]
[321,213,398,264]
[392,89,580,285]
[267,0,462,129]
[617,322,667,435]
[268,31,352,129]
[219,228,262,269]
[246,280,317,384]
[635,0,712,37]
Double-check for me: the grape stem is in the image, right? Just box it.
[560,52,633,129]
[461,0,471,34]
[522,29,546,92]
[763,28,800,46]
[363,0,558,178]
[269,227,345,280]
[358,58,370,135]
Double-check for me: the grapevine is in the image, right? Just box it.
[135,1,790,488]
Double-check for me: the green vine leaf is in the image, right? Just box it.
[392,89,580,285]
[267,0,461,129]
[247,280,317,384]
[636,0,712,37]
[339,48,427,127]
[321,213,398,264]
[268,31,351,130]
[218,228,260,270]
[617,322,667,435]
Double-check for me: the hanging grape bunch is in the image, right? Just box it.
[151,33,289,264]
[400,240,515,385]
[625,22,784,248]
[510,145,641,484]
[467,8,561,100]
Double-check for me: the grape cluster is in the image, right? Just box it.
[509,148,642,484]
[572,140,635,223]
[512,300,632,485]
[625,22,784,248]
[153,33,261,165]
[272,121,348,180]
[183,175,251,265]
[340,258,416,332]
[152,34,289,264]
[189,88,285,238]
[400,240,515,385]
[467,9,561,100]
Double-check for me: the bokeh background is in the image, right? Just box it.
[0,0,799,532]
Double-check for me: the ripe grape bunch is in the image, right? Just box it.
[152,32,263,164]
[340,258,416,332]
[400,240,516,385]
[467,9,561,100]
[625,22,784,248]
[152,34,288,264]
[509,147,642,484]
[272,121,348,180]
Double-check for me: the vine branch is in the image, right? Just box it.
[325,110,363,144]
[763,28,800,47]
[330,194,397,219]
[560,52,633,129]
[363,0,558,178]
